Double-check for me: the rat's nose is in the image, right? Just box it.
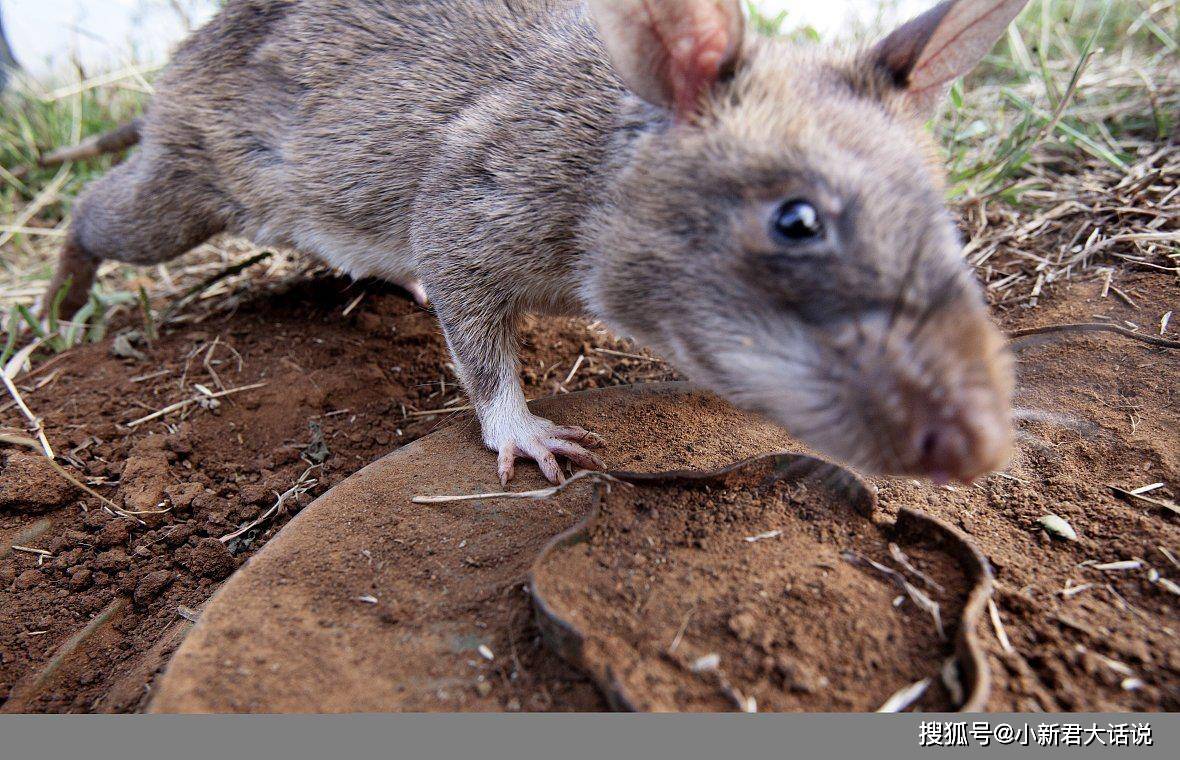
[914,410,1010,484]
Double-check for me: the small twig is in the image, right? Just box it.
[1010,322,1180,351]
[412,470,621,504]
[126,382,267,427]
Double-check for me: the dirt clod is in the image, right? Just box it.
[96,521,132,549]
[0,452,79,512]
[134,570,175,607]
[67,567,93,592]
[181,539,236,580]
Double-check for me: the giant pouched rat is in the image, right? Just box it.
[46,0,1022,486]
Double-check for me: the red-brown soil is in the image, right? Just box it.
[147,384,797,712]
[531,454,992,712]
[0,274,673,712]
[0,268,1177,712]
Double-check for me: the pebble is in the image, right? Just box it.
[1038,514,1078,541]
[14,569,43,590]
[96,520,132,548]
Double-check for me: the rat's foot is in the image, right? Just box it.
[486,415,605,485]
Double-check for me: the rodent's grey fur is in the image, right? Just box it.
[49,0,1017,484]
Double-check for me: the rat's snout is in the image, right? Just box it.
[880,306,1015,484]
[911,402,1012,485]
[797,299,1014,483]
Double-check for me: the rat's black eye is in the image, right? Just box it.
[770,199,824,245]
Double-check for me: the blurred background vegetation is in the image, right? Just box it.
[0,0,1176,365]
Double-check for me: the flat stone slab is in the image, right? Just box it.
[149,382,794,712]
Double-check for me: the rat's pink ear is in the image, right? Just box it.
[587,0,745,120]
[873,0,1028,114]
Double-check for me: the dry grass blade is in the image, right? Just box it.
[0,371,55,458]
[876,678,931,713]
[43,64,164,101]
[1110,485,1180,516]
[0,167,71,249]
[11,545,52,558]
[0,226,66,238]
[412,469,621,504]
[842,550,945,640]
[125,381,267,427]
[0,432,39,448]
[220,465,319,543]
[988,598,1014,654]
[4,336,55,382]
[888,542,946,593]
[157,250,274,324]
[1092,560,1144,572]
[404,404,473,418]
[0,425,127,514]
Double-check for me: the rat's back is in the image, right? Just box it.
[143,0,604,272]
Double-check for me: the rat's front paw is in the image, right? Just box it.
[485,416,605,486]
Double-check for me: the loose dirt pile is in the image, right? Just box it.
[532,455,992,712]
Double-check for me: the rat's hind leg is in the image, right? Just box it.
[398,279,429,307]
[44,237,101,320]
[44,150,226,317]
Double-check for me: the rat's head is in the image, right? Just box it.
[585,0,1022,482]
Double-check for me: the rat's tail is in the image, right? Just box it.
[36,119,142,169]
